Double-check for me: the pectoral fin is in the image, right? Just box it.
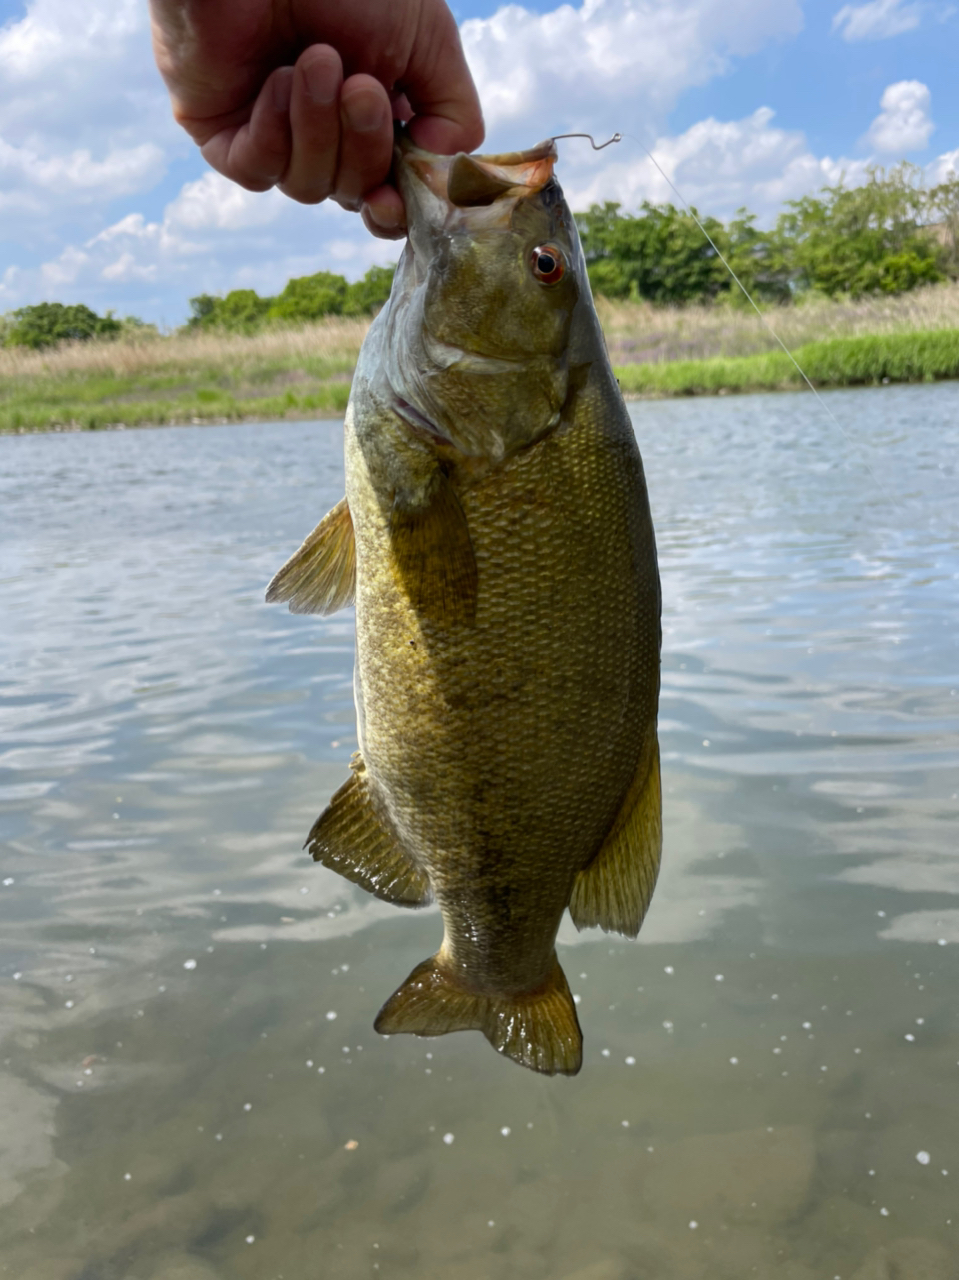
[306,754,431,908]
[374,952,582,1076]
[390,472,477,627]
[266,496,355,615]
[569,736,662,939]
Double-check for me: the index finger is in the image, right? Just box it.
[400,0,485,156]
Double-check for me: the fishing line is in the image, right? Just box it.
[551,130,893,502]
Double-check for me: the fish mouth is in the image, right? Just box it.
[394,127,558,222]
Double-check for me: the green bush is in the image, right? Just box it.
[577,162,955,307]
[188,288,272,333]
[4,302,123,349]
[267,271,349,322]
[188,264,396,333]
[343,264,396,315]
[776,164,943,298]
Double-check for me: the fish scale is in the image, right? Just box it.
[267,129,662,1074]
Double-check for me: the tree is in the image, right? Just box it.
[343,264,395,315]
[4,302,123,349]
[724,209,793,305]
[576,201,732,304]
[187,264,395,333]
[928,172,959,279]
[267,271,349,321]
[776,163,943,298]
[187,289,273,332]
[575,201,792,304]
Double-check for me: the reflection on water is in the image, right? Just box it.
[1,383,958,1279]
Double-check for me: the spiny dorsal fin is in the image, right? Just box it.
[374,952,582,1076]
[569,736,662,939]
[390,472,477,627]
[306,754,431,908]
[266,496,355,615]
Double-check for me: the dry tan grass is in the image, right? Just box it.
[3,283,958,390]
[596,281,959,364]
[0,316,371,381]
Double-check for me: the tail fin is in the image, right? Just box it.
[374,953,582,1076]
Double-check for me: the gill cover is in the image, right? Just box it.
[383,131,583,461]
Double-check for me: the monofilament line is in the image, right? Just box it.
[621,132,893,503]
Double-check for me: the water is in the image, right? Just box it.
[1,382,957,1280]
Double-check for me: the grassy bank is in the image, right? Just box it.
[595,278,959,364]
[3,284,959,433]
[614,328,959,397]
[0,319,367,433]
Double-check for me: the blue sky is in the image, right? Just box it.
[0,0,956,326]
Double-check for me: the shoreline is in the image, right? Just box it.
[3,320,958,437]
[5,370,957,436]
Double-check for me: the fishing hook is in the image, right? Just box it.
[551,132,622,150]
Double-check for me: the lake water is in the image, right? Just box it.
[1,382,958,1280]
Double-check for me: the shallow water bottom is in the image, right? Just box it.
[3,922,957,1280]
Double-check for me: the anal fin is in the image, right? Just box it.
[390,471,477,627]
[374,952,582,1076]
[266,496,355,615]
[306,754,431,908]
[569,735,662,939]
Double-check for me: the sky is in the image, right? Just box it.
[0,0,956,327]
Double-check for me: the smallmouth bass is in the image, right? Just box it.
[268,130,661,1075]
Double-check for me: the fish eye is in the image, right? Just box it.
[530,244,565,285]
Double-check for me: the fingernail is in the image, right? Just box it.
[304,56,339,106]
[273,68,293,113]
[344,91,386,134]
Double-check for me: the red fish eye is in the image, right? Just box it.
[530,244,565,285]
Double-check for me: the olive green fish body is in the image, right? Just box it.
[347,370,658,995]
[267,134,662,1075]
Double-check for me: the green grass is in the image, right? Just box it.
[0,326,362,433]
[0,380,352,432]
[614,328,959,397]
[3,320,959,434]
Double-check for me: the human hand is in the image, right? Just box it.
[149,0,484,237]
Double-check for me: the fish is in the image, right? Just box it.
[267,129,662,1076]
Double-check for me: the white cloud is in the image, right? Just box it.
[929,148,959,183]
[562,107,871,224]
[39,245,89,288]
[1,172,402,320]
[462,0,804,147]
[0,137,162,202]
[0,0,178,236]
[0,0,141,79]
[832,0,923,41]
[165,172,287,232]
[867,80,934,153]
